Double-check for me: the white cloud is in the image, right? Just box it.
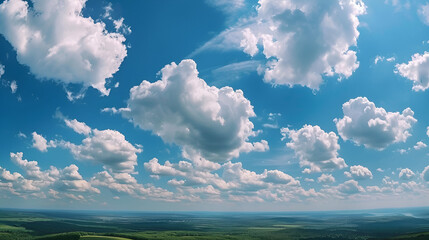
[374,55,395,64]
[90,171,173,200]
[418,3,429,25]
[414,141,427,150]
[240,0,365,90]
[144,158,186,177]
[113,17,131,35]
[346,165,373,180]
[193,0,366,90]
[263,169,299,185]
[31,132,49,152]
[64,129,142,173]
[337,180,365,194]
[422,166,429,182]
[281,125,347,173]
[64,119,92,136]
[10,152,55,183]
[0,63,4,78]
[386,57,396,62]
[318,174,335,184]
[54,164,100,194]
[374,55,384,64]
[0,0,127,96]
[5,152,99,197]
[10,80,17,93]
[117,59,266,161]
[335,97,417,150]
[206,0,245,14]
[0,167,22,181]
[396,51,429,91]
[399,168,415,180]
[376,168,384,173]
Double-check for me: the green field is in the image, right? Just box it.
[1,208,429,239]
[80,236,132,240]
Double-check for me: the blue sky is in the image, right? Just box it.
[1,0,429,211]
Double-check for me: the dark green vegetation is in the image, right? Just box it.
[1,208,429,239]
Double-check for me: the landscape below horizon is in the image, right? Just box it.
[1,207,429,239]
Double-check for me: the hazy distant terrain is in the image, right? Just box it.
[0,208,429,239]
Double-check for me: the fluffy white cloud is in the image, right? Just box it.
[337,180,365,194]
[281,125,347,173]
[4,152,99,198]
[418,3,429,25]
[238,0,365,90]
[0,0,127,96]
[32,132,48,152]
[318,174,335,184]
[90,171,173,200]
[345,165,373,180]
[0,167,22,181]
[64,119,92,136]
[399,168,415,180]
[65,129,142,173]
[54,164,99,194]
[263,169,299,185]
[144,158,187,177]
[10,152,53,181]
[335,97,416,150]
[396,52,429,91]
[414,141,427,150]
[117,59,266,161]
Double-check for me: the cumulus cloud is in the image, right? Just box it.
[337,180,365,194]
[345,165,373,180]
[281,125,347,173]
[4,152,99,198]
[243,0,365,89]
[31,132,48,152]
[0,0,127,97]
[31,132,56,152]
[64,129,142,173]
[399,168,415,180]
[395,52,429,91]
[115,59,266,161]
[90,171,173,200]
[335,97,417,150]
[318,174,335,184]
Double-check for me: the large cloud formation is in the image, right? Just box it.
[335,97,416,150]
[395,52,429,91]
[239,0,365,89]
[281,125,347,173]
[116,59,267,161]
[0,0,127,96]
